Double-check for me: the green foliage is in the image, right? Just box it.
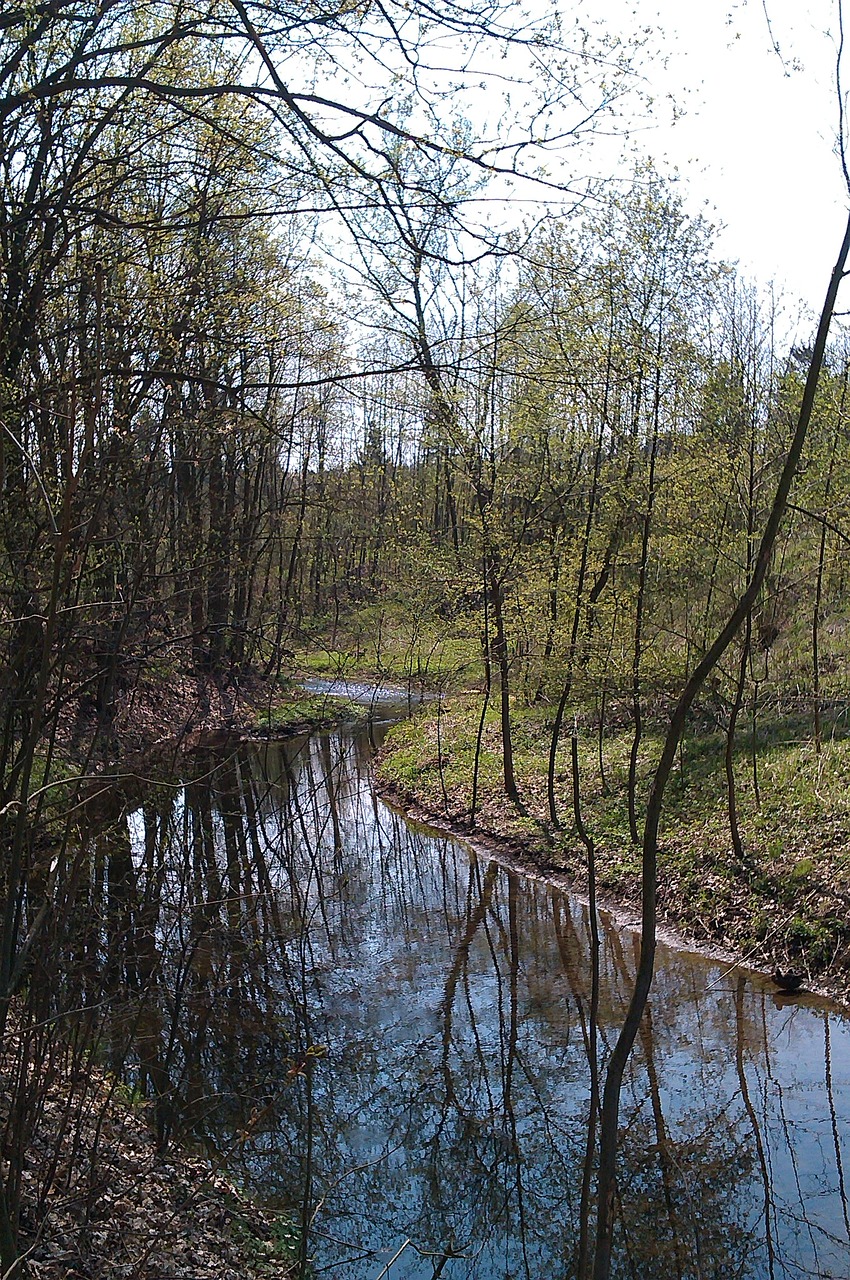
[230,1208,305,1275]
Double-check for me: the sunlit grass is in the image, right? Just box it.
[377,692,850,992]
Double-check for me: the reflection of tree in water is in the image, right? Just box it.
[64,728,850,1279]
[614,1084,756,1277]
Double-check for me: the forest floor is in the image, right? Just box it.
[374,692,850,1008]
[2,1012,299,1279]
[65,663,364,764]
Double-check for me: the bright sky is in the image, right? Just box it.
[618,1,849,319]
[306,0,849,331]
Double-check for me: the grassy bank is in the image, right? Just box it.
[246,682,364,736]
[293,606,479,691]
[376,692,850,1004]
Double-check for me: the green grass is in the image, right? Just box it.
[251,689,362,734]
[377,691,850,999]
[294,609,481,690]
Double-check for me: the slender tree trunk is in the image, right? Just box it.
[592,207,850,1280]
[534,533,561,703]
[546,437,605,828]
[627,347,662,845]
[487,555,519,803]
[471,573,492,823]
[572,735,601,1280]
[725,614,753,863]
[812,368,845,750]
[747,680,761,809]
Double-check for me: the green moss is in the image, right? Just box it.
[252,692,361,734]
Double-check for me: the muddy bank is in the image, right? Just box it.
[375,772,850,1011]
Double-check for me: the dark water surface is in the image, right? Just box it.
[112,712,850,1279]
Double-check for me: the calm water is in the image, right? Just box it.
[103,708,850,1279]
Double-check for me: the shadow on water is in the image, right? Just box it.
[67,720,850,1279]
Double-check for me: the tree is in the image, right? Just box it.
[0,3,651,1270]
[590,185,850,1280]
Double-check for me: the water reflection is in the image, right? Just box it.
[76,729,850,1278]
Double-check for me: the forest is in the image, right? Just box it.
[2,1,850,1278]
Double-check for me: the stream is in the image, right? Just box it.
[93,684,850,1278]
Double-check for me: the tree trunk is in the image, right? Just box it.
[592,207,850,1280]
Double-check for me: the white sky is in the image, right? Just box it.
[304,0,849,333]
[611,1,849,319]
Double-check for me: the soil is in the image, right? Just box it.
[2,1014,297,1280]
[65,667,334,761]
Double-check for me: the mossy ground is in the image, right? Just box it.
[250,685,363,734]
[376,693,850,1003]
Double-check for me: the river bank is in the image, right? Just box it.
[57,661,850,1008]
[67,662,850,1007]
[374,694,850,1008]
[63,666,366,760]
[1,1012,299,1280]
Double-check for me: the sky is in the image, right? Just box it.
[294,0,849,332]
[610,1,848,320]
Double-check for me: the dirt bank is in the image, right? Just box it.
[1,1014,299,1280]
[375,704,850,1010]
